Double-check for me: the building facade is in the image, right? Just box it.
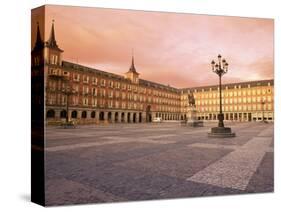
[181,80,274,122]
[31,22,274,125]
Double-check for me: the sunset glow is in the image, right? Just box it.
[32,5,274,88]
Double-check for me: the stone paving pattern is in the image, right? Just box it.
[44,122,274,206]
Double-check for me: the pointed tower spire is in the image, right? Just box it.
[35,22,43,45]
[46,20,63,52]
[47,20,57,48]
[129,48,137,72]
[32,22,44,52]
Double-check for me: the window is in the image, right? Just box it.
[74,85,79,93]
[92,77,98,85]
[92,98,97,107]
[122,84,126,90]
[73,73,80,82]
[108,100,113,108]
[72,96,79,105]
[92,88,97,96]
[101,79,106,86]
[109,81,113,88]
[83,86,89,95]
[122,92,126,99]
[83,98,88,106]
[46,109,55,118]
[81,111,87,118]
[268,104,272,110]
[50,54,58,65]
[109,91,113,98]
[102,89,106,97]
[62,96,66,105]
[34,57,40,66]
[83,75,89,83]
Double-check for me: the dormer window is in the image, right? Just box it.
[50,54,58,65]
[34,56,40,66]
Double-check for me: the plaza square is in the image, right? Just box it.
[44,122,273,205]
[31,5,274,206]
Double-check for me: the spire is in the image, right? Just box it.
[129,49,137,73]
[46,20,63,52]
[48,20,57,47]
[32,22,44,51]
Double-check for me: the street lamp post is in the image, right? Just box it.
[208,54,235,138]
[61,77,76,128]
[261,98,266,122]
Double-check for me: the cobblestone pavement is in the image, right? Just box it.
[44,122,274,206]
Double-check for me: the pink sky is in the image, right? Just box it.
[32,5,274,88]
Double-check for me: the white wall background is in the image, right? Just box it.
[0,0,280,211]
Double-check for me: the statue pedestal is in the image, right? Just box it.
[208,127,236,138]
[187,107,203,127]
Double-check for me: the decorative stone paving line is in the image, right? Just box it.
[187,125,273,190]
[45,135,178,152]
[45,137,133,152]
[189,143,239,150]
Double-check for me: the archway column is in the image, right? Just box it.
[77,111,82,119]
[104,111,108,122]
[54,109,60,119]
[129,113,133,123]
[95,111,100,124]
[118,112,122,123]
[152,112,156,121]
[141,112,146,123]
[136,113,139,123]
[112,112,117,123]
[86,110,92,119]
[67,110,71,121]
[124,112,128,123]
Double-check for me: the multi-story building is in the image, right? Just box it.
[181,80,274,122]
[31,22,274,125]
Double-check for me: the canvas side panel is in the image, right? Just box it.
[31,5,46,206]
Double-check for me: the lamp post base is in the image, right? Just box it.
[208,127,236,138]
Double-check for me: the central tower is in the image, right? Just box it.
[125,53,140,84]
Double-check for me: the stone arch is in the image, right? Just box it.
[127,113,131,123]
[146,105,152,122]
[115,112,118,122]
[108,112,112,122]
[99,111,104,121]
[81,111,87,119]
[71,111,77,119]
[46,109,55,118]
[121,112,125,122]
[133,113,137,123]
[91,111,96,118]
[60,110,67,118]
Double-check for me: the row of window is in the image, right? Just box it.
[181,88,272,100]
[70,74,179,98]
[183,82,272,94]
[47,88,180,106]
[48,79,179,100]
[194,104,273,112]
[180,96,273,106]
[46,96,180,112]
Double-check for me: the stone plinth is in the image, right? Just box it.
[187,107,203,127]
[208,127,236,138]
